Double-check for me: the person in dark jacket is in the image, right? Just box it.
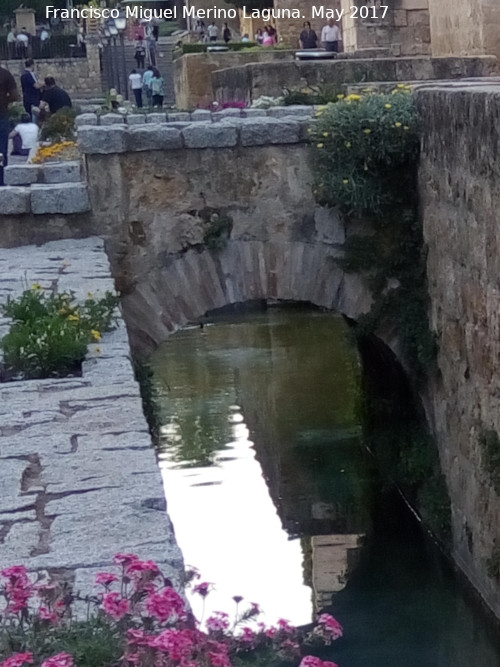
[40,77,72,114]
[20,59,42,117]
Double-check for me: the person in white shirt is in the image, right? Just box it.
[321,19,342,53]
[7,29,17,60]
[207,22,219,42]
[128,69,143,108]
[16,30,29,59]
[9,113,38,159]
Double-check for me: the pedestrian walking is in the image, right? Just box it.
[150,68,164,108]
[20,59,42,117]
[207,22,219,42]
[129,69,143,108]
[223,22,231,43]
[134,35,146,69]
[142,64,154,107]
[321,19,342,53]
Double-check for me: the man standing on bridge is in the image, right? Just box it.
[0,63,19,186]
[321,18,342,53]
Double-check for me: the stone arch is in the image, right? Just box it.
[120,239,375,355]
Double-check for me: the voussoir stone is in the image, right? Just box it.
[42,161,81,184]
[77,125,127,154]
[75,113,98,127]
[182,123,238,148]
[0,186,31,214]
[4,164,40,186]
[30,183,90,214]
[127,125,182,151]
[240,118,300,146]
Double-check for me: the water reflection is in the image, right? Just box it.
[150,307,500,665]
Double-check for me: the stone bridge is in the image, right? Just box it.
[2,88,500,619]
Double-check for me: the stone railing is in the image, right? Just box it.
[76,107,315,154]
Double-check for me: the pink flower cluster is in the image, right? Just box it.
[0,555,344,667]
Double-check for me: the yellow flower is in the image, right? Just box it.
[345,141,352,148]
[307,128,312,133]
[316,143,324,148]
[315,111,323,117]
[395,122,402,128]
[68,314,80,322]
[346,94,362,102]
[337,94,345,99]
[322,132,329,137]
[385,104,392,109]
[363,129,371,134]
[317,105,327,111]
[91,329,101,341]
[397,84,405,89]
[404,125,409,130]
[32,283,42,290]
[343,179,349,185]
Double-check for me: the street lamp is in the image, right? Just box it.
[114,15,129,101]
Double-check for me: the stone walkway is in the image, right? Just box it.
[0,237,184,598]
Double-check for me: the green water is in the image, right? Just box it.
[150,307,500,667]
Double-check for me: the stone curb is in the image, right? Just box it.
[30,183,91,215]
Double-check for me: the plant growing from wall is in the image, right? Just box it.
[0,286,118,380]
[309,88,436,380]
[39,107,78,143]
[202,211,233,251]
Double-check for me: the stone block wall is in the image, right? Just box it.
[173,50,295,109]
[273,0,341,48]
[340,0,431,56]
[417,82,500,619]
[4,42,102,98]
[428,0,500,64]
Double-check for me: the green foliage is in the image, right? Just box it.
[182,41,258,53]
[7,102,25,130]
[0,616,123,666]
[309,89,436,379]
[40,107,78,143]
[203,212,233,251]
[282,84,343,107]
[0,287,118,379]
[479,428,500,494]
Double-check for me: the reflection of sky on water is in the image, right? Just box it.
[158,405,314,627]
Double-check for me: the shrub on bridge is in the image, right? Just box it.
[0,286,118,380]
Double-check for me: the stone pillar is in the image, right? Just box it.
[340,0,431,57]
[14,8,36,35]
[428,0,500,63]
[85,37,103,97]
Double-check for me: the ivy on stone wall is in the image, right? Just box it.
[309,89,437,381]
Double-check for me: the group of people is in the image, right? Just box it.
[7,26,52,59]
[254,25,278,46]
[299,19,342,52]
[194,21,233,44]
[0,59,73,183]
[129,65,164,108]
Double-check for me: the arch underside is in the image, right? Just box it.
[121,240,374,354]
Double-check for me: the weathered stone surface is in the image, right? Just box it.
[30,183,90,214]
[147,112,167,124]
[126,114,147,125]
[214,107,242,118]
[4,164,40,186]
[181,123,238,148]
[42,161,81,184]
[0,186,31,213]
[75,113,98,127]
[167,112,191,122]
[127,125,183,152]
[77,125,127,154]
[242,108,267,117]
[267,105,314,118]
[240,118,300,146]
[0,238,184,593]
[100,113,125,126]
[190,109,212,121]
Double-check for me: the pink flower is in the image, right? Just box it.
[127,559,160,576]
[150,628,194,659]
[40,654,74,667]
[113,553,139,569]
[95,572,119,587]
[1,653,34,667]
[1,566,29,582]
[127,628,150,647]
[208,651,232,667]
[193,581,211,597]
[38,606,57,623]
[299,657,324,667]
[146,587,185,623]
[102,592,130,620]
[317,613,343,641]
[277,618,296,634]
[239,627,256,645]
[206,611,230,633]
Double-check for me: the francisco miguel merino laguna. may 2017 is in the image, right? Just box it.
[45,5,389,21]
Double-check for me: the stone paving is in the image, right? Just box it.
[0,237,184,597]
